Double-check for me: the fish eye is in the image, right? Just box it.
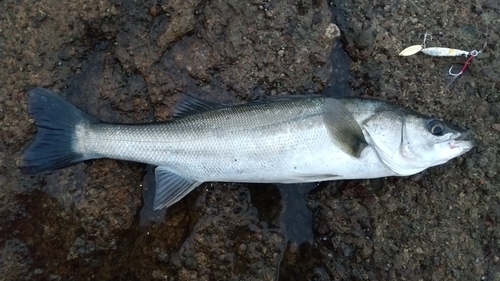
[428,120,445,136]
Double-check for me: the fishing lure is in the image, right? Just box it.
[398,32,428,56]
[399,32,483,88]
[399,32,477,57]
[398,45,423,56]
[421,47,471,57]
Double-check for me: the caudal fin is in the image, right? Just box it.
[19,88,99,174]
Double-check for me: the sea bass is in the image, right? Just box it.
[20,88,474,210]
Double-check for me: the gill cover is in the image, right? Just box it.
[362,110,426,176]
[363,105,475,177]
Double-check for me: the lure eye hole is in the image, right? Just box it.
[428,120,445,136]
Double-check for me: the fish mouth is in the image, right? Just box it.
[449,140,475,150]
[450,132,476,150]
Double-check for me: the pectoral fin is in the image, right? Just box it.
[154,166,202,210]
[322,98,368,157]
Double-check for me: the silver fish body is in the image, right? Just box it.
[82,98,376,182]
[20,88,475,209]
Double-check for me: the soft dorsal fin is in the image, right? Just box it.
[322,98,368,158]
[171,95,228,118]
[154,166,202,210]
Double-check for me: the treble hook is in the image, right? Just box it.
[419,31,432,48]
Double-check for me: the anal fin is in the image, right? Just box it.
[154,166,202,210]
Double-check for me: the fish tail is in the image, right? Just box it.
[19,87,99,174]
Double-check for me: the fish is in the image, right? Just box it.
[19,88,475,210]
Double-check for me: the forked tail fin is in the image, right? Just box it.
[19,88,99,174]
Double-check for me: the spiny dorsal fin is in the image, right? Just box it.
[322,98,368,158]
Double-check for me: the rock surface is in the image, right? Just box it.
[0,0,498,280]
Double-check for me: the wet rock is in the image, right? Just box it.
[354,29,375,50]
[67,237,96,260]
[169,183,286,280]
[483,0,500,11]
[459,24,480,41]
[0,239,33,281]
[199,0,336,95]
[74,160,143,249]
[327,0,500,277]
[155,0,201,49]
[127,75,148,97]
[1,0,497,280]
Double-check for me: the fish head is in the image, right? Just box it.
[363,109,475,176]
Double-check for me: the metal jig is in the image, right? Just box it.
[421,47,471,57]
[399,32,480,58]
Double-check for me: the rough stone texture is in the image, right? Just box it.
[0,239,34,281]
[1,0,498,280]
[309,0,500,280]
[0,0,334,280]
[169,183,286,281]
